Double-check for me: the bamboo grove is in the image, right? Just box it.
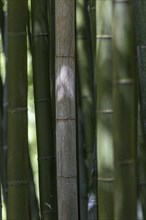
[0,0,145,219]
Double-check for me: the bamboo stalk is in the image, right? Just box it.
[87,2,97,218]
[48,0,55,127]
[76,0,90,218]
[137,104,146,219]
[96,0,114,219]
[7,0,29,218]
[89,0,96,58]
[2,68,8,213]
[31,0,57,219]
[0,0,8,212]
[55,1,78,219]
[0,3,4,217]
[76,73,88,220]
[135,1,146,217]
[113,1,137,219]
[0,75,3,220]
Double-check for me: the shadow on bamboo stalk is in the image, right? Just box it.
[31,1,57,219]
[7,0,29,219]
[137,104,146,219]
[113,1,137,219]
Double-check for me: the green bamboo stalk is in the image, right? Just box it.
[87,2,98,218]
[135,1,146,217]
[113,1,137,219]
[76,90,88,220]
[76,0,96,218]
[31,0,57,219]
[96,0,114,219]
[7,0,29,219]
[2,71,8,213]
[89,0,96,58]
[0,1,8,211]
[48,0,55,122]
[0,4,4,218]
[76,1,89,218]
[137,104,146,219]
[0,75,3,220]
[55,1,78,219]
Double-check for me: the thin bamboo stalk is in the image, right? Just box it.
[48,0,55,128]
[0,4,4,217]
[137,104,146,219]
[0,0,8,212]
[89,0,96,58]
[135,1,146,217]
[76,0,89,218]
[31,0,57,219]
[0,75,3,220]
[7,0,29,218]
[87,1,98,218]
[113,0,137,219]
[2,72,8,212]
[76,73,88,220]
[55,1,78,219]
[96,0,114,219]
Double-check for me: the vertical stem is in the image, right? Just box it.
[31,0,57,219]
[0,3,4,218]
[96,0,114,219]
[48,0,55,129]
[135,0,146,217]
[137,104,146,219]
[55,1,78,219]
[89,0,96,58]
[7,0,29,219]
[0,76,3,220]
[113,0,137,219]
[76,0,90,219]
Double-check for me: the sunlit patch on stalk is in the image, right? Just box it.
[56,65,74,101]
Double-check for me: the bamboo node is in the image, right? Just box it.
[56,55,75,59]
[116,160,136,166]
[98,177,114,183]
[34,98,49,103]
[8,107,27,113]
[58,176,77,179]
[38,156,55,161]
[96,35,112,40]
[32,33,48,37]
[97,109,113,114]
[114,0,130,3]
[8,180,28,186]
[56,118,75,121]
[113,79,134,85]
